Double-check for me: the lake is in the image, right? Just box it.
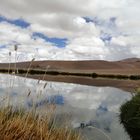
[0,74,132,140]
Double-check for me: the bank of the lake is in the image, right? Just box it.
[18,74,140,92]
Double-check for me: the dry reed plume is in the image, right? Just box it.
[0,107,83,140]
[0,45,83,140]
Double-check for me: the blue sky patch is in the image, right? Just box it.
[83,17,94,23]
[0,45,7,49]
[0,15,30,28]
[108,17,116,28]
[100,32,112,42]
[110,17,116,23]
[83,16,102,25]
[83,16,117,29]
[83,16,103,26]
[32,32,68,48]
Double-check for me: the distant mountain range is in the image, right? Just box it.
[0,58,140,75]
[119,58,140,62]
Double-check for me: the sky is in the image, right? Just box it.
[0,0,140,62]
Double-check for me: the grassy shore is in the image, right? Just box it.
[0,107,83,140]
[120,89,140,140]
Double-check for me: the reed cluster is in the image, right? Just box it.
[0,107,82,140]
[0,45,83,140]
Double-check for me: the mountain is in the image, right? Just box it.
[0,58,140,75]
[119,58,140,62]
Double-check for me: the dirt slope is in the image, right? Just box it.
[0,58,140,75]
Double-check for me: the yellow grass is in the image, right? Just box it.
[0,107,83,140]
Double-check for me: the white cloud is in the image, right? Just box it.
[111,36,127,47]
[0,22,59,62]
[1,0,139,37]
[30,16,100,38]
[0,0,140,61]
[111,35,140,47]
[66,37,108,60]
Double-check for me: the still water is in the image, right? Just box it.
[0,74,131,140]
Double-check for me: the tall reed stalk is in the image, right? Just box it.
[11,45,18,88]
[25,58,35,80]
[14,44,18,74]
[8,52,11,75]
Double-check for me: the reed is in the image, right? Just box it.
[0,107,83,140]
[25,58,35,79]
[0,47,83,140]
[14,44,18,74]
[8,51,11,75]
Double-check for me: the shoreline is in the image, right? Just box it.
[0,68,140,80]
[17,74,140,93]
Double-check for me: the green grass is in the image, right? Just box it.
[120,90,140,140]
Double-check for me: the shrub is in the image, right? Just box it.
[130,75,140,80]
[92,73,98,78]
[120,91,140,140]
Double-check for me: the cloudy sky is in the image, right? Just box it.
[0,0,140,62]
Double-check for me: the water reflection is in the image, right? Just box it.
[27,95,64,108]
[0,74,131,140]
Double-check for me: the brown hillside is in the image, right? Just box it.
[0,58,140,75]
